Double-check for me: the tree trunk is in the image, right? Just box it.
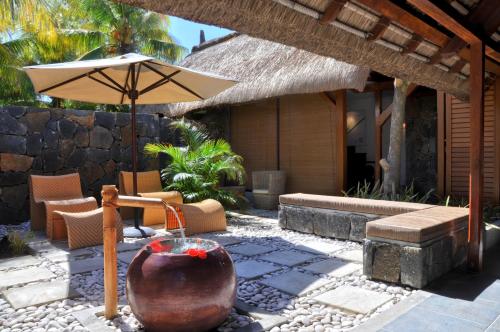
[381,78,409,195]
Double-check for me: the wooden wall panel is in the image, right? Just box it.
[446,84,498,203]
[279,93,339,194]
[230,99,278,190]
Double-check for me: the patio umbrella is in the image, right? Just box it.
[24,53,236,237]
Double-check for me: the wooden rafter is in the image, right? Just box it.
[450,58,467,74]
[429,37,467,64]
[402,35,423,54]
[320,0,347,25]
[367,16,390,41]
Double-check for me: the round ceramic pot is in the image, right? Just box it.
[126,238,236,332]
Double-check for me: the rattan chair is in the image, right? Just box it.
[54,208,123,250]
[29,173,98,240]
[119,171,183,226]
[172,199,227,236]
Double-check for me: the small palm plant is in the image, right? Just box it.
[145,119,246,208]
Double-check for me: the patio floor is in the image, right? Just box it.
[0,209,417,332]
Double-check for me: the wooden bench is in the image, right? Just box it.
[363,206,469,288]
[279,193,434,241]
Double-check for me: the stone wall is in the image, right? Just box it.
[0,106,174,224]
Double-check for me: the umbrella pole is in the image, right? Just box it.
[131,93,139,230]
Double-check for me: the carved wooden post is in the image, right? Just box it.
[102,185,119,319]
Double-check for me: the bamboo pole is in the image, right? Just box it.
[102,185,119,319]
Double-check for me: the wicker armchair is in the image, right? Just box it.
[29,173,98,240]
[119,171,183,226]
[173,199,227,236]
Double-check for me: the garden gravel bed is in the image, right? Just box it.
[0,209,417,332]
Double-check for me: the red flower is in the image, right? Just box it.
[149,239,172,253]
[183,248,207,259]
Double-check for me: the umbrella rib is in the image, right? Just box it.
[120,65,132,104]
[142,62,204,100]
[38,68,104,94]
[138,70,181,96]
[87,75,127,94]
[95,69,127,93]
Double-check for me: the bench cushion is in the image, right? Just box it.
[279,193,434,216]
[366,206,469,243]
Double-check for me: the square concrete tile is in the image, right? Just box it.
[0,255,40,271]
[210,236,243,247]
[235,260,281,279]
[42,248,93,263]
[333,249,363,263]
[58,257,103,274]
[3,280,80,309]
[260,250,317,266]
[118,251,138,264]
[260,271,331,296]
[227,244,274,256]
[303,259,361,277]
[295,242,344,255]
[314,286,392,314]
[0,267,55,288]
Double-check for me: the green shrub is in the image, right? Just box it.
[7,231,34,256]
[343,180,433,204]
[145,118,246,208]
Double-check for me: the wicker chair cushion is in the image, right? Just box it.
[55,207,123,250]
[366,206,469,243]
[176,199,226,236]
[44,197,98,239]
[279,193,434,216]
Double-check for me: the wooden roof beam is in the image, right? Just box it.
[402,34,423,54]
[429,37,467,64]
[319,0,347,25]
[450,58,467,74]
[367,16,391,41]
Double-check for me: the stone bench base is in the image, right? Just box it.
[279,204,381,242]
[363,226,468,288]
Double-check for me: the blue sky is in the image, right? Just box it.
[169,16,233,54]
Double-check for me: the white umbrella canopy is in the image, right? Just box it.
[23,53,237,237]
[24,53,236,104]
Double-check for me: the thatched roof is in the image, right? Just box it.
[118,0,474,100]
[155,33,370,116]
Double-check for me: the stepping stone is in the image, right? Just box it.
[227,244,274,256]
[210,236,242,247]
[333,249,363,263]
[118,251,138,264]
[58,257,103,274]
[295,242,344,255]
[303,259,362,277]
[0,255,40,271]
[3,280,80,309]
[260,271,331,296]
[314,286,393,314]
[0,267,55,289]
[43,248,93,263]
[235,260,281,279]
[260,250,316,266]
[96,242,142,253]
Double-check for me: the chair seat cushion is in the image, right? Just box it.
[366,206,469,243]
[279,193,434,216]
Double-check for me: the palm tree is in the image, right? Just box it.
[77,0,186,62]
[145,119,247,208]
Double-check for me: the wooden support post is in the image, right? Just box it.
[467,41,484,271]
[335,90,347,194]
[102,185,119,319]
[374,91,382,182]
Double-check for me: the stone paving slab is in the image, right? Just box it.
[118,251,138,264]
[260,250,317,266]
[314,286,392,314]
[333,249,363,263]
[210,236,243,247]
[234,299,288,332]
[235,260,281,279]
[227,244,274,256]
[42,248,94,263]
[0,255,40,270]
[303,259,361,277]
[58,257,103,274]
[3,279,80,309]
[72,306,115,332]
[95,242,142,253]
[295,242,344,255]
[0,266,55,288]
[260,271,331,296]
